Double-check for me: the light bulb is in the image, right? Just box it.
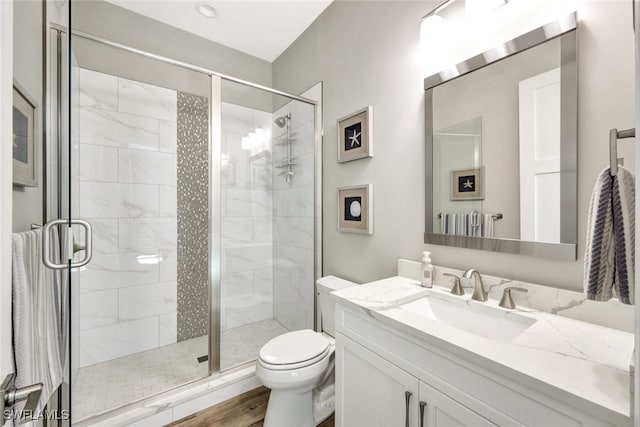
[420,15,444,47]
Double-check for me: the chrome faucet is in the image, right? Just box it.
[463,269,487,302]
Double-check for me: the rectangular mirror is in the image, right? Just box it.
[425,14,577,260]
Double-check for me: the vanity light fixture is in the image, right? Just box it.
[197,2,217,18]
[420,0,454,42]
[465,0,507,17]
[420,14,445,47]
[421,0,509,41]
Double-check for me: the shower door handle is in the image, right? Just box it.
[42,219,93,270]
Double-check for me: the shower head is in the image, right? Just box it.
[274,115,289,128]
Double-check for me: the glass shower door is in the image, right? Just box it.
[68,34,218,422]
[218,80,317,371]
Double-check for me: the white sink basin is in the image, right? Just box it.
[399,294,537,342]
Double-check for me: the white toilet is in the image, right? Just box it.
[256,276,357,427]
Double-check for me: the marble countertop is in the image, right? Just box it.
[331,275,634,421]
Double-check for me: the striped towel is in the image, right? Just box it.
[482,214,494,238]
[440,212,493,238]
[584,166,635,304]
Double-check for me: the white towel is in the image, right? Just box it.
[440,213,449,234]
[469,211,482,237]
[584,166,635,304]
[482,214,494,238]
[11,229,64,414]
[441,212,494,237]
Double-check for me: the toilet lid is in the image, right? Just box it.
[259,329,329,366]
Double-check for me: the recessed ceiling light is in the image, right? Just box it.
[197,2,217,18]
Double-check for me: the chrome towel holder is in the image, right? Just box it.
[609,127,636,176]
[437,213,503,220]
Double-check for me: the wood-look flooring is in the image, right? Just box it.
[168,386,335,427]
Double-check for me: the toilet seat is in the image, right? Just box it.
[259,330,330,371]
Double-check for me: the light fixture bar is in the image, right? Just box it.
[421,0,456,20]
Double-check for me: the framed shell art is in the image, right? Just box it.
[337,184,373,234]
[337,106,373,162]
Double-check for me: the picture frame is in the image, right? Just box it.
[12,82,38,187]
[337,184,373,234]
[337,106,373,162]
[451,168,483,200]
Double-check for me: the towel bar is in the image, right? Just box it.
[609,127,636,176]
[437,213,503,220]
[31,222,92,258]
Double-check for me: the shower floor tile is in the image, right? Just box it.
[73,319,289,422]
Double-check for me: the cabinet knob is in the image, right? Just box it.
[405,391,412,427]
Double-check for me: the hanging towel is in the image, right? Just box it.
[470,211,482,237]
[584,166,635,304]
[482,214,494,238]
[456,214,468,236]
[12,229,64,413]
[449,213,457,235]
[440,213,450,235]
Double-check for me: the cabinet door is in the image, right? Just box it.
[419,381,497,427]
[336,333,419,427]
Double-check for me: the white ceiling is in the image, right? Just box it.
[104,0,333,62]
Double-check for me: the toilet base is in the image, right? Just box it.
[263,388,315,427]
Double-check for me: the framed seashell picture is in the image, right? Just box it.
[337,184,373,234]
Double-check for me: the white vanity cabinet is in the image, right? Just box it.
[336,335,419,426]
[419,381,495,427]
[334,301,631,427]
[336,333,496,427]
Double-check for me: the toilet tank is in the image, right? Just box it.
[317,276,358,337]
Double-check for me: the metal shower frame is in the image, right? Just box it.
[50,24,323,383]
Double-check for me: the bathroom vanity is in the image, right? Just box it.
[331,269,633,427]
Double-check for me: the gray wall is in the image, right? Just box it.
[12,0,44,232]
[273,1,636,291]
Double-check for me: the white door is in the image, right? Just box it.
[518,68,561,243]
[336,334,419,427]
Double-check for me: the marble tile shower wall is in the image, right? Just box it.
[272,101,315,330]
[75,68,178,367]
[220,103,274,331]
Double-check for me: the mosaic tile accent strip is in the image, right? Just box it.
[177,92,209,341]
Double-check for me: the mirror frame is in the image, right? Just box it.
[424,13,578,260]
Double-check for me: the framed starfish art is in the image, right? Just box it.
[451,168,484,200]
[337,106,373,162]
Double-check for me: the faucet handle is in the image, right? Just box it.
[443,273,465,296]
[498,287,528,309]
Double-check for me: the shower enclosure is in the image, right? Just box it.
[45,21,321,423]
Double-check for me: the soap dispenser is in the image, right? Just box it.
[421,251,434,288]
